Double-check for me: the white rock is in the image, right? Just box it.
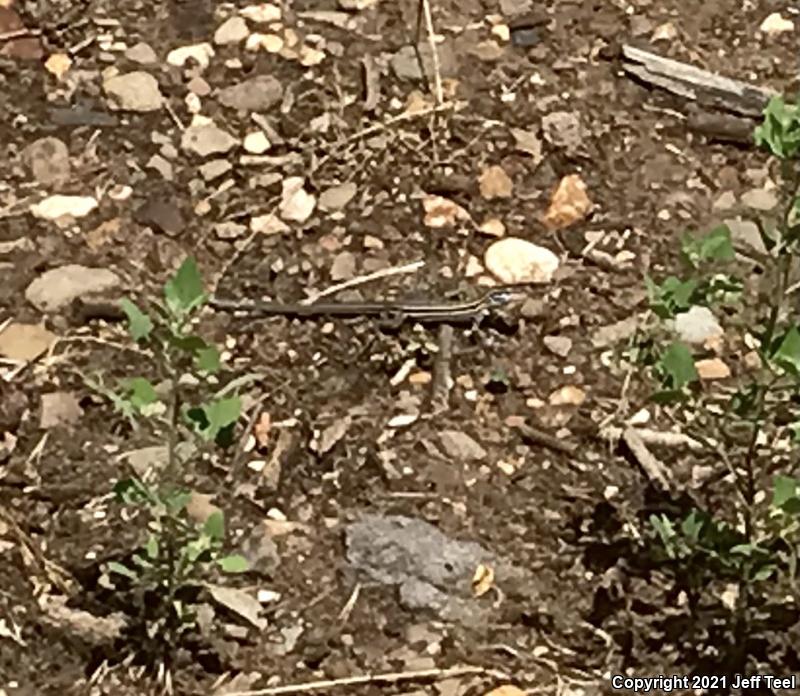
[214,16,249,45]
[484,237,559,284]
[251,213,289,235]
[674,306,723,345]
[760,12,794,35]
[740,187,778,211]
[166,43,215,69]
[319,182,357,212]
[438,430,487,461]
[103,71,163,111]
[25,265,121,313]
[124,42,158,64]
[279,177,316,223]
[243,131,271,154]
[215,221,247,239]
[181,123,238,157]
[240,3,282,23]
[30,195,98,220]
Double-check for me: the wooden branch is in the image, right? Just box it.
[621,44,776,118]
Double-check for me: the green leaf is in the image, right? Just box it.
[751,564,777,582]
[114,477,154,505]
[145,534,160,560]
[191,397,241,442]
[107,561,138,579]
[120,299,153,341]
[649,389,690,405]
[164,257,206,316]
[680,511,705,543]
[774,475,800,509]
[730,543,759,556]
[171,335,207,353]
[755,96,800,159]
[163,489,191,515]
[123,377,159,410]
[681,225,735,268]
[203,511,225,541]
[196,346,221,374]
[658,343,698,389]
[646,276,698,318]
[217,554,249,573]
[775,326,800,375]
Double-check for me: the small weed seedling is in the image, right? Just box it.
[94,258,247,657]
[628,95,800,663]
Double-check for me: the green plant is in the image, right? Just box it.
[627,96,800,662]
[93,258,247,652]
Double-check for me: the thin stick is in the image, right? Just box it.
[220,665,504,696]
[337,582,360,622]
[513,422,577,456]
[302,260,425,304]
[418,0,443,105]
[621,427,672,491]
[430,324,453,413]
[163,100,185,131]
[599,425,704,451]
[311,101,460,175]
[0,28,41,42]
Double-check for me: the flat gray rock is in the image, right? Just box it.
[217,76,283,112]
[103,71,163,112]
[26,265,121,313]
[22,137,71,188]
[181,123,238,157]
[345,515,524,625]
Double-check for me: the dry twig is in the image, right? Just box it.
[621,427,673,491]
[219,665,506,696]
[302,260,425,304]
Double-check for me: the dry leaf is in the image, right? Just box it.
[85,218,121,250]
[510,127,543,162]
[0,323,57,362]
[472,563,495,597]
[479,165,513,200]
[186,492,222,525]
[548,385,586,406]
[422,194,469,228]
[40,392,83,429]
[253,411,272,448]
[207,585,266,630]
[696,358,731,380]
[44,53,72,79]
[311,417,351,455]
[543,174,592,230]
[404,90,433,115]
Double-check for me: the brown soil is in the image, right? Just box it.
[1,0,798,694]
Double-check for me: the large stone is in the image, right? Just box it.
[217,75,283,112]
[103,71,163,111]
[25,265,121,313]
[22,137,71,188]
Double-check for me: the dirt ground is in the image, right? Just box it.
[2,0,800,694]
